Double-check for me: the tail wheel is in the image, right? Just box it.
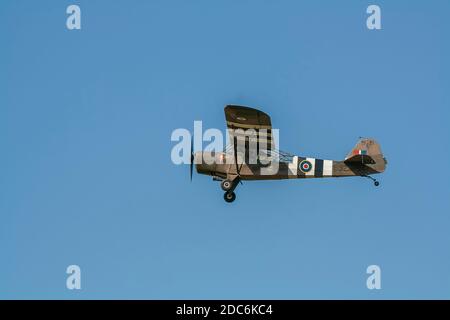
[224,191,236,203]
[221,180,233,191]
[374,181,380,187]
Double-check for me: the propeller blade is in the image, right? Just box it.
[233,136,240,176]
[190,135,194,181]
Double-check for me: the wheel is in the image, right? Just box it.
[224,191,236,203]
[221,179,233,191]
[374,181,380,187]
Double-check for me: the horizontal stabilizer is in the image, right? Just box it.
[344,154,376,164]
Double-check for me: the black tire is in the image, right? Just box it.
[221,180,233,191]
[374,181,380,187]
[224,191,236,203]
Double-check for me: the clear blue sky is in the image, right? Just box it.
[1,0,449,299]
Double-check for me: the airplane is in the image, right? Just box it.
[190,105,387,203]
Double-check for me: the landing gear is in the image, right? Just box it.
[363,175,380,187]
[221,179,233,191]
[224,191,236,203]
[221,177,240,202]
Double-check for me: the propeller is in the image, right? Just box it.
[233,136,243,185]
[190,135,194,181]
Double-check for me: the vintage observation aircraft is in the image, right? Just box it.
[190,105,387,203]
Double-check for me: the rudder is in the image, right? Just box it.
[345,138,387,172]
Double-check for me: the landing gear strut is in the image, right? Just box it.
[363,175,380,187]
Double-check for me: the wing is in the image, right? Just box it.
[224,105,274,153]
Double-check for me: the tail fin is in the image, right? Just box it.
[345,138,387,172]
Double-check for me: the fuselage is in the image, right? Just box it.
[195,151,386,181]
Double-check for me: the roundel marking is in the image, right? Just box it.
[299,160,312,173]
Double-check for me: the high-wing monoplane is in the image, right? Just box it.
[191,105,387,203]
